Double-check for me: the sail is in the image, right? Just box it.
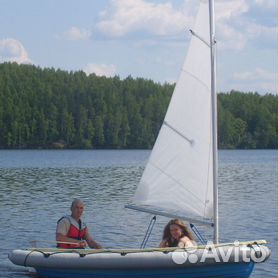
[129,1,214,224]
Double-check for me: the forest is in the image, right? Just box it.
[0,62,277,149]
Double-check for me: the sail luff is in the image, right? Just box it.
[209,0,219,244]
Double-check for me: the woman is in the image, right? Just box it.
[159,219,195,248]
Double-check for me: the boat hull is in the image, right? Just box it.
[35,263,255,278]
[8,244,270,278]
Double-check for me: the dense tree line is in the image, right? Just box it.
[218,91,277,149]
[0,63,277,149]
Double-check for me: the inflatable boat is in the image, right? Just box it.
[9,240,270,278]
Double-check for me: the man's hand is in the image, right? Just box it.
[79,240,87,248]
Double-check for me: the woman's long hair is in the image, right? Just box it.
[162,219,194,243]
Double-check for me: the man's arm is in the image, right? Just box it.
[56,233,87,248]
[85,232,102,249]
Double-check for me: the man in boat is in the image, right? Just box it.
[56,198,102,249]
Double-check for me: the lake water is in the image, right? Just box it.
[0,150,277,277]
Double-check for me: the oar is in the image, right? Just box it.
[30,240,83,247]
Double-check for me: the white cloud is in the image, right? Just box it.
[96,0,193,38]
[217,23,247,50]
[0,38,32,64]
[245,22,277,41]
[95,0,254,51]
[61,27,91,41]
[213,0,276,50]
[234,67,275,81]
[215,0,249,21]
[254,0,276,9]
[214,0,249,50]
[83,63,117,77]
[232,67,277,93]
[95,0,276,52]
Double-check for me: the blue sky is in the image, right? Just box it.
[0,0,277,94]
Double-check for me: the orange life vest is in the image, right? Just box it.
[57,216,87,248]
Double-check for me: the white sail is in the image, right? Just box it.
[129,1,214,225]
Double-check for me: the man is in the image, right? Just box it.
[56,198,102,249]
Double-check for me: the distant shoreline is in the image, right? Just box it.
[0,63,277,150]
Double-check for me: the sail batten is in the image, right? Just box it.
[163,121,193,145]
[181,69,211,92]
[190,29,210,47]
[128,1,214,225]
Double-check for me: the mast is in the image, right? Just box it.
[209,0,219,244]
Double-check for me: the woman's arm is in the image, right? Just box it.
[159,240,167,248]
[178,236,195,248]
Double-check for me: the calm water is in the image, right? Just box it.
[0,150,277,277]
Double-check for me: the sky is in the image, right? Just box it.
[0,0,277,94]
